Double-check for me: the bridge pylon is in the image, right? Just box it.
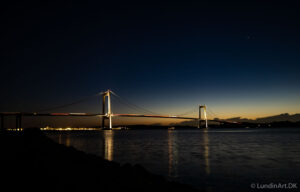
[198,105,208,129]
[102,89,113,129]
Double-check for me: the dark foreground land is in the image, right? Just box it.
[0,129,199,192]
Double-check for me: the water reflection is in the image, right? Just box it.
[58,134,70,147]
[44,128,300,191]
[103,130,114,161]
[203,130,210,175]
[168,130,178,178]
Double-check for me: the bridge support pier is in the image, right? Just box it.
[16,115,19,129]
[16,114,22,130]
[198,105,208,129]
[102,94,106,128]
[102,90,113,129]
[0,115,4,131]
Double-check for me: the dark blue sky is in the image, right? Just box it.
[1,1,300,123]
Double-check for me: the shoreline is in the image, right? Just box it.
[0,128,199,192]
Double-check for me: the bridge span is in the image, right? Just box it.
[0,89,217,130]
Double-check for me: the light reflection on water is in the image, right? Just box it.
[58,133,70,147]
[46,128,300,191]
[104,130,114,161]
[168,130,178,178]
[203,129,210,175]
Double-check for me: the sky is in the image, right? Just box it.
[1,1,300,126]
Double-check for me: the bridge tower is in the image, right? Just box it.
[198,105,208,129]
[102,89,113,129]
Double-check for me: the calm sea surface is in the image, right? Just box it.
[45,128,300,191]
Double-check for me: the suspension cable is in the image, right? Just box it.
[175,106,198,116]
[207,108,218,119]
[110,91,159,115]
[37,92,101,112]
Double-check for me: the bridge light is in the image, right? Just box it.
[70,113,86,115]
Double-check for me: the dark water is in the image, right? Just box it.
[45,128,300,191]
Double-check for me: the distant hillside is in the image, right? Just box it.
[225,113,300,123]
[171,113,300,126]
[255,113,300,122]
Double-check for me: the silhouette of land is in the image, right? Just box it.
[124,121,300,130]
[224,113,300,123]
[171,113,300,128]
[0,128,199,192]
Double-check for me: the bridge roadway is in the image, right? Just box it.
[0,112,239,130]
[0,112,237,124]
[0,112,198,120]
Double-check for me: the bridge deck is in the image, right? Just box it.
[0,112,102,116]
[113,114,198,120]
[0,112,233,123]
[0,112,198,120]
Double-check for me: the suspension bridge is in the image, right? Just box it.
[0,89,232,130]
